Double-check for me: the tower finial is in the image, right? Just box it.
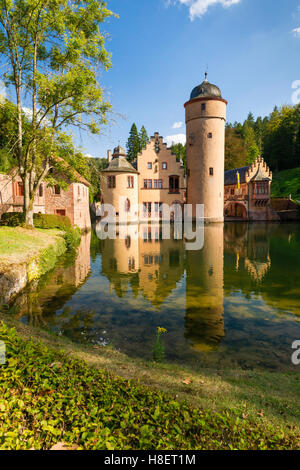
[205,71,208,81]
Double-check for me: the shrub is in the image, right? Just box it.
[0,212,24,227]
[1,212,72,231]
[33,213,72,231]
[63,227,81,251]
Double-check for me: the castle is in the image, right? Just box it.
[0,167,91,229]
[101,75,278,222]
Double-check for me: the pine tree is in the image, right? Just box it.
[127,123,140,162]
[139,126,149,151]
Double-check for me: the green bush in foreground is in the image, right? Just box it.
[63,227,81,251]
[1,212,72,231]
[0,323,299,450]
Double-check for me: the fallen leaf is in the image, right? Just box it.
[50,442,78,451]
[49,362,62,368]
[257,410,264,417]
[182,378,192,385]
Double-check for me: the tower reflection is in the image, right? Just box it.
[185,224,225,352]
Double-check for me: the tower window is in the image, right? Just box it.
[108,175,116,188]
[209,167,214,176]
[54,185,61,195]
[208,133,213,139]
[201,103,206,111]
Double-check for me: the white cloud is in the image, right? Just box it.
[164,133,186,147]
[292,27,300,38]
[22,106,33,119]
[175,0,241,20]
[172,121,183,129]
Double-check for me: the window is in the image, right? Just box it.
[128,176,134,188]
[125,198,131,212]
[39,184,43,197]
[17,182,24,196]
[143,179,152,189]
[255,181,269,195]
[201,103,206,111]
[209,167,214,176]
[78,186,80,196]
[208,133,213,139]
[143,202,152,217]
[147,162,152,169]
[56,209,66,216]
[162,162,167,170]
[125,236,131,248]
[54,185,61,195]
[153,179,163,189]
[108,175,116,188]
[169,176,179,193]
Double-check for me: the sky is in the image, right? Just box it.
[3,0,300,158]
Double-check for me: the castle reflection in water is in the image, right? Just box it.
[13,221,300,368]
[99,222,277,353]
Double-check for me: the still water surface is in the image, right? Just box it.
[12,223,300,371]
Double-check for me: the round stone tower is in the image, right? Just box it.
[185,74,227,222]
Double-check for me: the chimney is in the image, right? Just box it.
[107,149,112,163]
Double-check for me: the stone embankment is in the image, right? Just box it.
[0,228,66,303]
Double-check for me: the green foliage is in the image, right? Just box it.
[0,323,299,450]
[170,143,186,174]
[127,123,149,162]
[139,125,149,150]
[63,227,81,252]
[127,123,140,162]
[225,126,248,170]
[0,0,115,225]
[1,212,72,231]
[271,167,300,199]
[152,327,167,363]
[226,104,300,172]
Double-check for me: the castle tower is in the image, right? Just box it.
[185,74,227,222]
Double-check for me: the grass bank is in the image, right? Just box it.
[0,227,65,268]
[0,316,299,450]
[0,227,67,304]
[271,167,300,200]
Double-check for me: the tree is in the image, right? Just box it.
[126,123,140,162]
[225,126,248,170]
[170,143,186,174]
[242,122,260,165]
[139,125,149,150]
[0,0,114,226]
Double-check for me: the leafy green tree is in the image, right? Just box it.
[170,143,186,174]
[242,122,260,164]
[225,125,248,170]
[139,125,149,150]
[0,0,114,226]
[126,123,140,162]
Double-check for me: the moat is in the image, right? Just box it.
[10,222,300,371]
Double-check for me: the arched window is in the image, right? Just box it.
[125,198,131,212]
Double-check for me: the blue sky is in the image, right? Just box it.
[3,0,300,158]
